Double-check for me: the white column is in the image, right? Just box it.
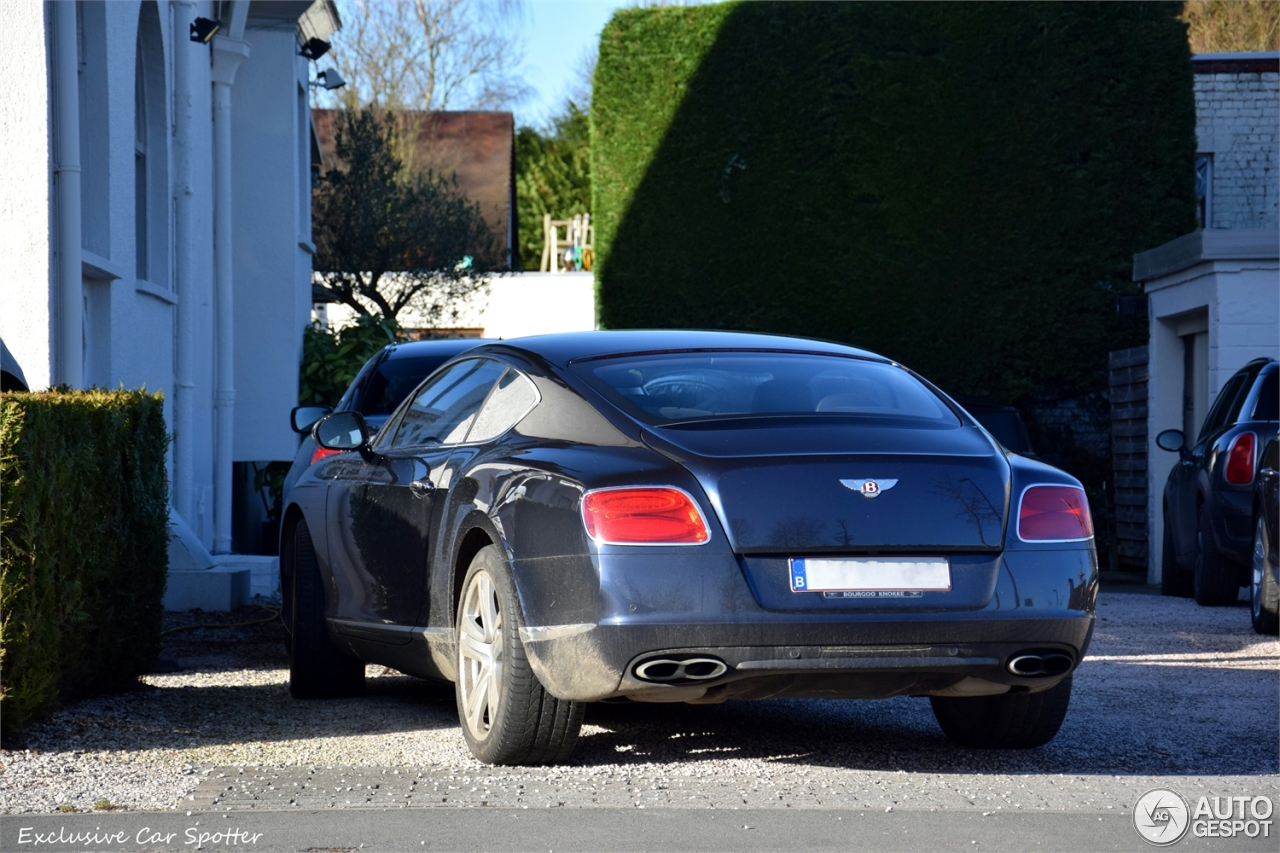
[53,0,82,388]
[210,30,251,553]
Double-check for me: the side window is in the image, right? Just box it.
[467,369,540,443]
[1252,371,1278,422]
[1198,373,1248,442]
[391,359,505,448]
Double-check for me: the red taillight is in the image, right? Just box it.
[1225,432,1257,484]
[1017,485,1093,542]
[310,446,343,465]
[581,488,710,545]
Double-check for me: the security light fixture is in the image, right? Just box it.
[310,68,346,90]
[299,37,331,61]
[190,17,221,44]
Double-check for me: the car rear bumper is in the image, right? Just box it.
[520,614,1094,702]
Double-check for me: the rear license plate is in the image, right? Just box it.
[789,557,951,593]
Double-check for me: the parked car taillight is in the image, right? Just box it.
[581,488,710,545]
[1225,432,1257,484]
[310,446,343,466]
[1017,485,1093,542]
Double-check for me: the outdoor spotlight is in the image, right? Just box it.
[309,68,347,91]
[190,17,221,44]
[299,37,331,60]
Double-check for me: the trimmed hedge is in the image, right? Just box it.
[593,1,1197,402]
[0,389,168,738]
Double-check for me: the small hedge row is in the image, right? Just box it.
[592,1,1197,403]
[0,389,168,738]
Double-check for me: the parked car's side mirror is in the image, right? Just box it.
[292,405,332,434]
[314,411,373,460]
[1155,429,1186,453]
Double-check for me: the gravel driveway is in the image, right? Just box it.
[2,589,1276,817]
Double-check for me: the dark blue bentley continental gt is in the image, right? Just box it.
[281,331,1097,765]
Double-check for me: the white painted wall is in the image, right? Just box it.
[322,272,598,340]
[0,2,54,390]
[231,24,312,462]
[1,0,325,565]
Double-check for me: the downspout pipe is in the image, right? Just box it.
[172,1,197,526]
[210,5,251,554]
[53,0,83,388]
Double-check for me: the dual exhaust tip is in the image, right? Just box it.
[634,656,728,684]
[1007,651,1073,677]
[634,650,1071,683]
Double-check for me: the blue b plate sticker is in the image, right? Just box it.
[789,557,950,593]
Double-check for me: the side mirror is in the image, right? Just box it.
[313,411,372,457]
[292,405,332,434]
[1155,429,1186,453]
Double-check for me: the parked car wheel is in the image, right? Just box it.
[455,546,584,765]
[288,518,365,698]
[1194,505,1241,606]
[1161,509,1192,597]
[1251,516,1279,635]
[930,676,1072,749]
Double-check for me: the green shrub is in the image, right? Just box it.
[0,389,168,738]
[298,314,402,407]
[593,1,1196,403]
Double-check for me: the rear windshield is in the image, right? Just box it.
[358,355,455,417]
[573,351,959,427]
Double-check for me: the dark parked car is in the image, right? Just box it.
[1251,434,1279,635]
[283,331,1097,765]
[1157,358,1278,605]
[282,338,491,502]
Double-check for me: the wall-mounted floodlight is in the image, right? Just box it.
[309,68,346,90]
[300,38,331,60]
[190,17,221,43]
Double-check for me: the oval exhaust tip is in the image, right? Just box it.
[1007,652,1074,677]
[634,656,728,683]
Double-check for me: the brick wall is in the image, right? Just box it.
[1194,56,1280,229]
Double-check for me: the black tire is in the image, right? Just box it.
[931,676,1072,749]
[288,518,365,698]
[455,545,584,765]
[1250,516,1279,635]
[1193,504,1241,607]
[1161,510,1193,597]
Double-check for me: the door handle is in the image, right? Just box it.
[409,479,433,498]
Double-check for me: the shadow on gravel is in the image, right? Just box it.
[566,657,1279,778]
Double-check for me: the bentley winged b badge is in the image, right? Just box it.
[841,478,898,499]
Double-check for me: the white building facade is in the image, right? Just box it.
[1136,53,1280,585]
[0,1,339,606]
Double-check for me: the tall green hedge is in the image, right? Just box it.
[0,389,168,738]
[593,1,1197,402]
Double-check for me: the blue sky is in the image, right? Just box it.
[519,1,629,126]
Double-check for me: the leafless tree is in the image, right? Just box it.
[320,0,531,112]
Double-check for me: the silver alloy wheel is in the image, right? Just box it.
[458,569,503,739]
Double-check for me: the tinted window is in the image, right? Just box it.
[1199,372,1249,442]
[391,358,505,448]
[467,369,539,443]
[574,352,958,427]
[359,354,455,417]
[1263,438,1279,471]
[1252,371,1278,422]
